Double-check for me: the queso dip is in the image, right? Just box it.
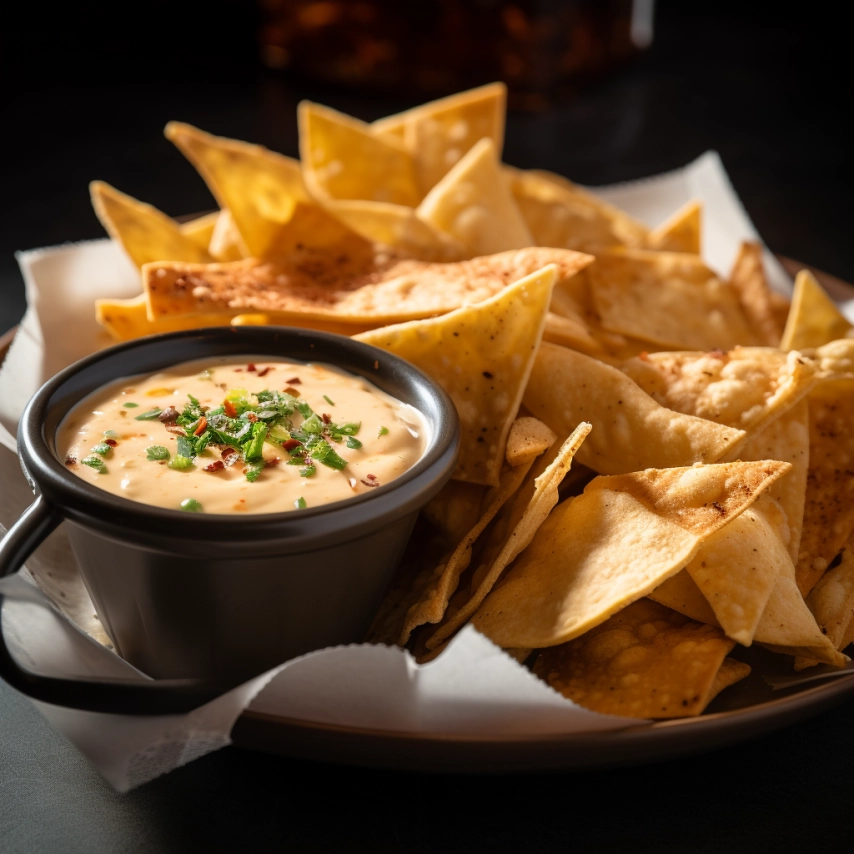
[59,357,427,514]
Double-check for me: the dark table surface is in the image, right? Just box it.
[2,4,854,851]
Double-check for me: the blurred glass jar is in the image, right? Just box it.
[258,0,654,108]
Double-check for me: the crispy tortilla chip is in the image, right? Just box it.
[416,139,533,256]
[299,101,420,207]
[505,417,558,467]
[729,241,785,346]
[426,423,590,650]
[471,460,789,648]
[179,211,219,249]
[650,568,719,625]
[90,181,213,268]
[590,249,757,350]
[422,481,487,547]
[532,599,740,718]
[165,122,307,259]
[781,270,853,351]
[208,209,245,262]
[806,339,854,379]
[509,167,649,252]
[523,343,746,475]
[647,201,701,254]
[144,244,589,325]
[357,266,555,486]
[622,347,817,436]
[797,378,854,596]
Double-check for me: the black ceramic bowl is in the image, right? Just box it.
[0,327,459,714]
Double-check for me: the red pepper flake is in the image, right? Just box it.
[193,416,208,436]
[164,422,186,436]
[360,477,380,488]
[224,400,238,418]
[266,456,281,467]
[234,368,243,372]
[104,438,118,447]
[204,460,225,472]
[322,413,331,424]
[283,387,300,396]
[283,438,302,452]
[64,456,77,466]
[221,447,239,467]
[285,376,301,385]
[257,366,272,377]
[247,412,258,423]
[246,363,257,372]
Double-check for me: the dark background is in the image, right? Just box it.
[2,2,854,851]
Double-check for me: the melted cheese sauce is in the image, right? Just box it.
[58,357,427,514]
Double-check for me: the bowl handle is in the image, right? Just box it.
[0,496,234,715]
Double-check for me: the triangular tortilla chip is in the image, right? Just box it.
[425,422,591,650]
[589,249,757,350]
[781,270,853,351]
[532,599,742,718]
[165,122,307,259]
[298,101,420,207]
[471,460,789,648]
[796,378,854,595]
[509,167,649,252]
[505,417,558,467]
[523,343,746,475]
[806,339,854,379]
[416,138,533,256]
[90,181,213,268]
[647,201,701,254]
[179,211,219,249]
[421,481,487,547]
[356,265,555,486]
[207,209,245,262]
[729,241,785,346]
[144,243,589,325]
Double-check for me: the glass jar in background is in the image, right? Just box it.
[258,0,654,108]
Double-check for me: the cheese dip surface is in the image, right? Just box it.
[58,357,427,514]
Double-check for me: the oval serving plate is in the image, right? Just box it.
[3,256,854,771]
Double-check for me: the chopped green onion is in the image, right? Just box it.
[103,429,119,439]
[301,413,323,434]
[333,422,360,436]
[346,436,362,450]
[180,498,203,512]
[81,455,107,474]
[295,496,307,510]
[323,395,335,406]
[244,423,268,461]
[245,460,266,482]
[287,457,304,465]
[146,445,170,461]
[378,426,389,437]
[123,402,139,408]
[299,464,316,478]
[134,407,163,421]
[310,439,348,470]
[187,394,201,407]
[90,442,112,457]
[176,436,195,459]
[297,402,313,419]
[168,455,195,471]
[194,431,212,455]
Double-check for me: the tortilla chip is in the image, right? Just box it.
[509,167,649,252]
[729,241,785,346]
[505,417,558,467]
[421,481,487,547]
[532,599,740,718]
[179,211,219,249]
[647,201,701,254]
[90,181,213,268]
[426,422,590,650]
[589,249,757,350]
[471,460,789,649]
[523,343,746,475]
[165,122,308,259]
[797,378,854,596]
[144,241,589,325]
[621,347,817,436]
[416,138,533,256]
[781,270,853,351]
[650,568,719,625]
[356,265,555,486]
[298,101,420,207]
[208,209,245,262]
[806,339,854,379]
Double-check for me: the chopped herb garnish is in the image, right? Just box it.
[299,464,316,478]
[346,436,362,450]
[146,445,170,461]
[134,407,164,421]
[103,429,119,439]
[243,422,268,460]
[323,395,335,406]
[310,439,348,470]
[295,496,307,510]
[180,498,203,512]
[176,436,195,459]
[168,455,195,471]
[244,460,266,482]
[123,402,139,408]
[378,426,389,437]
[81,455,107,473]
[301,413,323,434]
[90,442,112,457]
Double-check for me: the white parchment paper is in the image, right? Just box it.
[2,152,852,791]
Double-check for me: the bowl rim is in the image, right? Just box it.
[17,325,460,555]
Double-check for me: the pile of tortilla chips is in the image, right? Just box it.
[89,84,854,720]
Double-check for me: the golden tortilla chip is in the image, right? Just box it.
[426,422,590,650]
[356,265,555,486]
[509,167,649,252]
[532,599,741,718]
[179,211,219,249]
[806,339,854,379]
[207,209,245,262]
[144,240,589,325]
[647,201,701,254]
[421,481,487,547]
[589,249,757,350]
[471,460,789,649]
[299,101,420,207]
[781,270,853,351]
[416,138,533,256]
[90,181,213,268]
[797,378,854,595]
[523,343,746,475]
[505,417,558,467]
[729,241,785,346]
[165,122,308,259]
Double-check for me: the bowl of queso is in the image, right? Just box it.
[1,327,459,707]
